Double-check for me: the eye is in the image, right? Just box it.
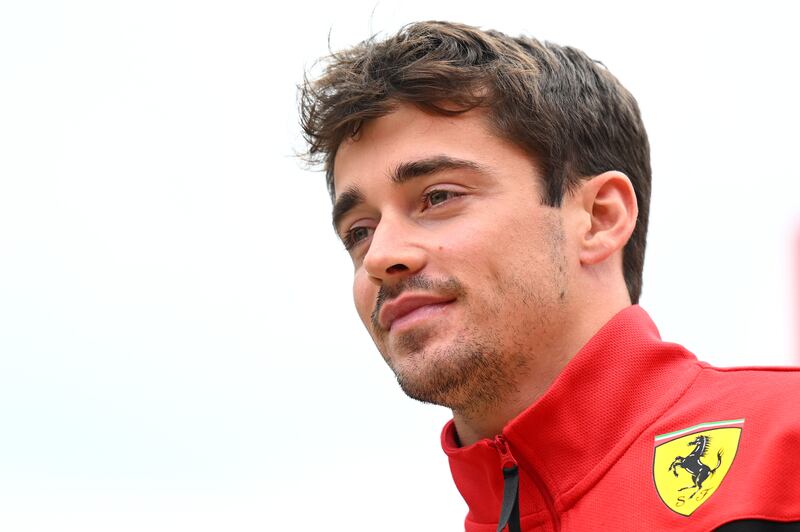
[342,225,373,251]
[423,189,463,209]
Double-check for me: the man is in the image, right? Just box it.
[298,21,800,531]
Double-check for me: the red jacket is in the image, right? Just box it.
[442,305,800,531]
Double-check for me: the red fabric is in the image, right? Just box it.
[442,305,800,531]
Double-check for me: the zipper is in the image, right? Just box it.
[494,434,517,470]
[493,435,521,532]
[492,435,561,532]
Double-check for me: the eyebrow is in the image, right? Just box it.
[331,155,487,235]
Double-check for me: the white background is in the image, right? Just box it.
[1,1,798,530]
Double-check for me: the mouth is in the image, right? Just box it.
[388,300,455,333]
[375,288,461,335]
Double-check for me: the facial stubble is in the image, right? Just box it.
[373,213,568,418]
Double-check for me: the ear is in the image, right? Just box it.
[575,171,638,266]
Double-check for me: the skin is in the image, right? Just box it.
[332,102,638,446]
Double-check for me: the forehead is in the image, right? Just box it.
[332,103,512,196]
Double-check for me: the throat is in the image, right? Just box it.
[451,395,531,447]
[450,364,564,447]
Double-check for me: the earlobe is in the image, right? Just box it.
[577,171,638,266]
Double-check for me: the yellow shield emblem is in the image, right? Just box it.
[652,419,744,516]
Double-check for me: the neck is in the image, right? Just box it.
[452,297,631,447]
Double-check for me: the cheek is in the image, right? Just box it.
[450,211,554,296]
[352,271,375,326]
[442,214,520,265]
[429,226,506,303]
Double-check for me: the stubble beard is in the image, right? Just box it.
[384,323,521,418]
[371,211,568,419]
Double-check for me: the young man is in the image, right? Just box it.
[299,21,800,531]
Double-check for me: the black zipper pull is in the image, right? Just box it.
[494,435,521,532]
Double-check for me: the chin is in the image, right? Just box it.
[388,337,510,413]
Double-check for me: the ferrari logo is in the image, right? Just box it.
[652,419,743,516]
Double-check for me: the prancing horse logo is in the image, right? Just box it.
[652,419,743,516]
[668,435,723,499]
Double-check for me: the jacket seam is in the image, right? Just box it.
[702,365,800,374]
[710,514,800,532]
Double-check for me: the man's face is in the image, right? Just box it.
[332,103,573,414]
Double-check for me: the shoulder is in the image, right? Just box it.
[648,362,800,525]
[669,361,800,433]
[691,362,800,413]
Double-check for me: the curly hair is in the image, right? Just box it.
[298,20,651,303]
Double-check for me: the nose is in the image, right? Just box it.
[362,214,426,286]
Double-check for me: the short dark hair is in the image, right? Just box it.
[298,20,651,303]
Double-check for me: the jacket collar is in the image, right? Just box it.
[441,305,702,524]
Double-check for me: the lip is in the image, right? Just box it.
[379,293,456,331]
